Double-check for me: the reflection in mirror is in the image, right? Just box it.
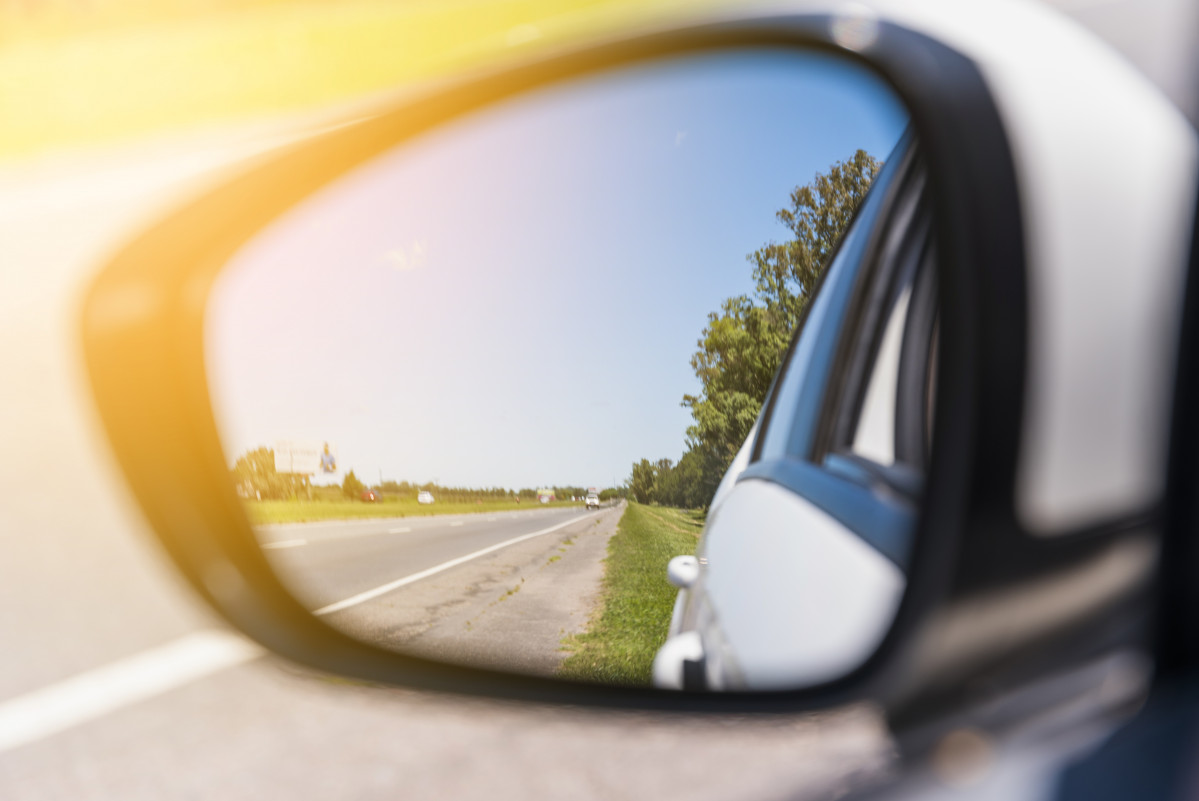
[206,49,920,691]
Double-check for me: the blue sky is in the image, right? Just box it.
[207,48,908,490]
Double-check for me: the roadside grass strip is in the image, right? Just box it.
[245,498,582,525]
[558,502,702,685]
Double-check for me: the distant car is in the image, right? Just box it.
[360,489,381,502]
[586,494,600,510]
[417,491,434,504]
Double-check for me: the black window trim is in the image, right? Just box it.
[816,156,930,472]
[740,136,931,569]
[894,236,939,467]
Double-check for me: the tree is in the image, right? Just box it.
[681,150,881,499]
[629,150,882,509]
[628,459,657,504]
[749,149,882,323]
[231,446,309,500]
[667,448,707,509]
[342,470,365,499]
[681,296,790,493]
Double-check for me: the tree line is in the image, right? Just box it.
[627,150,881,508]
[231,446,621,503]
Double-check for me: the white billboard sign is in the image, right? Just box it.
[274,441,334,475]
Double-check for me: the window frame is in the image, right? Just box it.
[750,131,917,465]
[820,176,937,481]
[740,136,932,571]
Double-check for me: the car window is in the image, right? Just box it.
[738,142,930,569]
[754,137,910,463]
[851,283,912,465]
[841,244,936,476]
[756,218,864,462]
[824,168,936,486]
[754,134,916,464]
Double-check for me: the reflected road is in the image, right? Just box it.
[260,504,622,674]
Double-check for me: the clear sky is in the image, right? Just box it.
[206,48,908,490]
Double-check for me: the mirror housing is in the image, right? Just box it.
[82,3,1192,728]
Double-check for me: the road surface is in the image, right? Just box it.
[0,113,892,800]
[259,504,622,674]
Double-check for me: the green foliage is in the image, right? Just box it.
[375,479,523,503]
[628,459,656,504]
[629,149,882,508]
[230,446,310,500]
[559,503,703,685]
[341,469,366,499]
[749,149,882,322]
[681,296,791,501]
[230,448,595,511]
[651,448,709,510]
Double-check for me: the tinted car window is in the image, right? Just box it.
[851,283,912,465]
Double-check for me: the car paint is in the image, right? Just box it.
[670,479,904,690]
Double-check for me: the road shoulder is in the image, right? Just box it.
[329,506,623,676]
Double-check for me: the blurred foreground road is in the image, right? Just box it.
[0,114,892,800]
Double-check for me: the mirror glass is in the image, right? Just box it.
[206,48,926,691]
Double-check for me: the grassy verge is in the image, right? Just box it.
[558,502,703,685]
[244,497,581,525]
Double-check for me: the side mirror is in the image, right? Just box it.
[81,5,1195,727]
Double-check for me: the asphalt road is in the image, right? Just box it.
[260,504,622,674]
[258,505,600,610]
[0,112,893,800]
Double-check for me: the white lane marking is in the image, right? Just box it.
[314,512,596,616]
[0,631,262,753]
[448,521,464,527]
[388,526,411,534]
[487,517,497,522]
[262,539,306,550]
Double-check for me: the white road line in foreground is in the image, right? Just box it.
[262,538,306,550]
[315,512,596,616]
[0,631,262,753]
[449,521,464,527]
[388,526,411,534]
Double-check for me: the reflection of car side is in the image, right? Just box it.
[655,133,935,691]
[417,491,434,504]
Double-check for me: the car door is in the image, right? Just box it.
[658,133,939,692]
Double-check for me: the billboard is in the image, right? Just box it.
[274,441,336,475]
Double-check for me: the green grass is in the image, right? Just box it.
[0,0,715,160]
[558,502,702,685]
[244,497,582,525]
